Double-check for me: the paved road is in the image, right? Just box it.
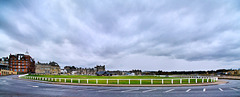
[0,75,240,97]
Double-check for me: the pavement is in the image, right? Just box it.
[219,76,240,80]
[18,77,228,87]
[1,75,240,97]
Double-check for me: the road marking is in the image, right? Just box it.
[142,89,157,93]
[219,88,223,91]
[32,86,39,88]
[230,88,239,91]
[78,89,85,91]
[203,88,206,92]
[121,89,138,93]
[186,89,191,92]
[165,89,174,93]
[98,89,117,92]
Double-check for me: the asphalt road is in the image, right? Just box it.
[0,75,240,97]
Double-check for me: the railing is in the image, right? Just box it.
[23,76,218,85]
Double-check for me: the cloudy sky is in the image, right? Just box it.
[0,0,240,71]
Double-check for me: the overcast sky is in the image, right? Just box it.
[0,0,240,71]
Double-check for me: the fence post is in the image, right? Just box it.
[151,79,153,84]
[59,78,61,82]
[78,79,80,83]
[107,79,108,84]
[180,79,182,84]
[207,78,209,82]
[65,79,66,83]
[188,78,190,84]
[129,79,130,85]
[71,79,72,83]
[196,78,197,83]
[87,79,88,84]
[202,78,204,83]
[55,78,56,82]
[211,78,212,82]
[117,79,119,84]
[140,79,142,85]
[51,78,53,81]
[171,79,173,84]
[96,79,98,84]
[162,79,164,84]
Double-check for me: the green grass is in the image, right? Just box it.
[26,75,181,79]
[23,75,217,84]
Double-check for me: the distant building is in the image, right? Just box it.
[9,54,35,73]
[61,69,67,74]
[64,66,77,74]
[0,57,9,66]
[0,57,17,75]
[35,61,61,75]
[108,70,124,75]
[95,65,105,72]
[96,71,111,76]
[130,69,142,75]
[77,67,95,75]
[64,65,106,75]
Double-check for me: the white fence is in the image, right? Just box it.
[23,76,218,85]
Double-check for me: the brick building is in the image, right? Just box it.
[8,54,35,73]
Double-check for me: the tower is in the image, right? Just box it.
[25,49,29,55]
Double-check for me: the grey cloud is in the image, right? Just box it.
[0,0,240,70]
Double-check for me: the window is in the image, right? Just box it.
[22,69,24,72]
[14,69,17,71]
[26,66,28,68]
[22,66,24,68]
[18,63,20,65]
[18,66,20,68]
[18,69,20,71]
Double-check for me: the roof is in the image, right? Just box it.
[96,71,111,75]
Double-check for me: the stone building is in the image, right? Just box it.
[95,65,105,72]
[64,65,106,75]
[64,66,76,74]
[9,53,35,73]
[130,69,142,75]
[35,61,61,75]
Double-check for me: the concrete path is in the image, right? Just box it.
[17,77,228,87]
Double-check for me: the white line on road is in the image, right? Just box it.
[32,86,39,88]
[203,88,206,92]
[142,89,157,93]
[230,88,239,91]
[165,89,174,93]
[186,89,191,92]
[98,89,117,92]
[219,88,223,91]
[121,89,138,93]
